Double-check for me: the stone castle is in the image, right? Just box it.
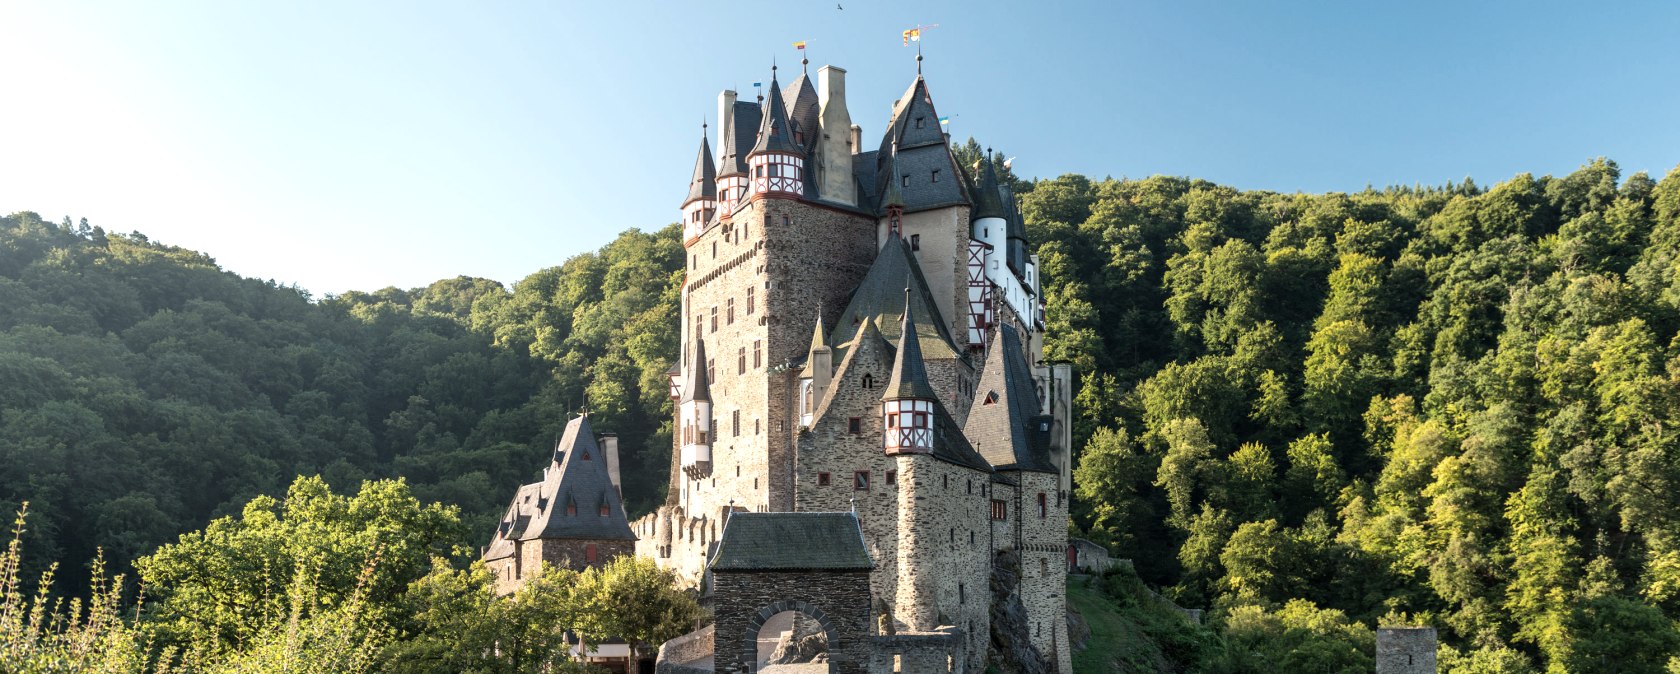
[484,54,1075,673]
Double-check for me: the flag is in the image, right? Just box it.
[902,28,921,45]
[752,82,762,87]
[938,116,950,126]
[1002,157,1015,170]
[793,41,806,50]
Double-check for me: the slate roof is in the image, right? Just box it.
[750,75,800,156]
[972,156,1007,222]
[521,415,637,541]
[867,77,969,214]
[684,133,716,207]
[681,338,711,404]
[883,293,938,401]
[719,100,761,177]
[828,233,960,366]
[963,324,1057,473]
[783,73,821,155]
[710,512,873,571]
[484,482,542,560]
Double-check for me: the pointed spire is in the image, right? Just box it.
[751,69,799,156]
[683,124,717,207]
[681,338,711,404]
[972,148,1006,221]
[881,139,905,213]
[883,288,937,401]
[807,307,827,358]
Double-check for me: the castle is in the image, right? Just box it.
[485,54,1075,673]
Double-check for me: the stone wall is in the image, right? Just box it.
[878,206,972,352]
[1376,627,1437,674]
[892,455,993,672]
[1013,471,1070,673]
[711,570,873,674]
[656,624,715,674]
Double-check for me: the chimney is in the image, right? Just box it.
[849,124,862,155]
[718,89,737,163]
[601,433,622,496]
[816,66,856,206]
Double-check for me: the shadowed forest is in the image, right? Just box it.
[4,152,1680,671]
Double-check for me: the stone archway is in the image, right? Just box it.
[744,600,836,673]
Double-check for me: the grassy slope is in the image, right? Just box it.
[1067,573,1219,673]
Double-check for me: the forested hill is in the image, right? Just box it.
[0,213,682,593]
[7,155,1680,671]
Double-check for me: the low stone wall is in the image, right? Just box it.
[1068,538,1117,574]
[657,624,715,673]
[870,631,962,673]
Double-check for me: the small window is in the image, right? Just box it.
[727,298,735,324]
[733,410,741,436]
[710,307,718,333]
[932,169,940,183]
[755,419,761,435]
[991,499,1007,520]
[862,374,874,389]
[753,340,762,368]
[818,472,831,486]
[566,501,578,516]
[969,531,975,545]
[585,543,598,563]
[915,116,925,129]
[599,503,610,517]
[738,347,746,374]
[581,450,590,460]
[910,234,920,251]
[943,475,949,489]
[747,287,755,314]
[712,241,717,258]
[782,215,790,227]
[707,358,715,384]
[983,391,998,405]
[848,417,862,434]
[959,582,966,604]
[1038,492,1048,518]
[886,470,896,485]
[855,471,870,491]
[967,479,973,494]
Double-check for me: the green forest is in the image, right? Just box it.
[5,153,1680,672]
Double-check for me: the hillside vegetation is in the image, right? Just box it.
[5,155,1680,672]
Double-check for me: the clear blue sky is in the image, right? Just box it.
[3,1,1677,296]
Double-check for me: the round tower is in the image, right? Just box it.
[681,125,717,246]
[679,338,713,479]
[886,292,941,631]
[746,68,805,199]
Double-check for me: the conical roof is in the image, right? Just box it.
[683,134,717,207]
[807,310,828,359]
[972,155,1007,221]
[750,74,801,156]
[719,100,760,178]
[883,290,938,401]
[880,142,906,214]
[681,338,711,404]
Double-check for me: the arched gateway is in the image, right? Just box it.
[709,512,873,674]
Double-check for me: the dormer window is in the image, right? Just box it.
[600,503,610,517]
[902,174,911,188]
[915,117,925,129]
[932,169,940,183]
[566,500,577,516]
[983,391,998,405]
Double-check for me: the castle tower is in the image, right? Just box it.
[746,70,805,199]
[886,294,940,632]
[681,128,717,246]
[798,310,831,428]
[679,338,713,480]
[815,66,856,205]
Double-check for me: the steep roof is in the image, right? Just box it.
[867,77,969,214]
[710,512,873,571]
[484,482,542,561]
[783,72,821,155]
[750,74,800,156]
[829,233,960,366]
[680,338,711,404]
[963,324,1057,473]
[805,309,828,363]
[683,133,716,207]
[719,100,761,177]
[883,292,938,401]
[518,415,637,541]
[972,155,1007,222]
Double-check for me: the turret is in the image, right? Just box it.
[799,310,832,427]
[681,128,717,246]
[746,69,805,199]
[882,291,935,455]
[679,338,713,478]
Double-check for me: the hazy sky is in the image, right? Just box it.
[3,1,1677,296]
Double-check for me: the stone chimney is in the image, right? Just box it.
[717,89,737,162]
[816,65,856,206]
[600,433,622,496]
[849,124,862,155]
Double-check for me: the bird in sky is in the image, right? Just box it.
[837,3,843,9]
